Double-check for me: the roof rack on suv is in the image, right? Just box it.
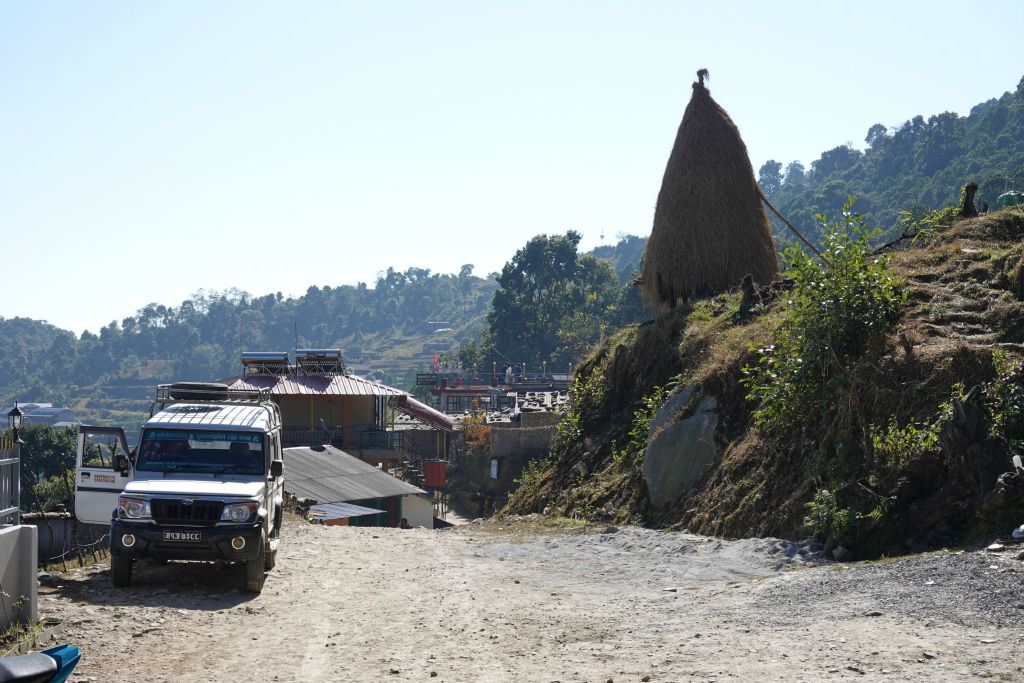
[153,382,272,407]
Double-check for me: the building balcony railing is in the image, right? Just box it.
[281,425,399,450]
[421,372,572,392]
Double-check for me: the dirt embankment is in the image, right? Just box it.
[509,208,1024,555]
[38,516,1024,682]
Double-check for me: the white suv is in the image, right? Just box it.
[75,383,284,592]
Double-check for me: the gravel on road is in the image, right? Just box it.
[39,515,1024,682]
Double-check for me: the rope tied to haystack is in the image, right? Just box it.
[758,190,833,267]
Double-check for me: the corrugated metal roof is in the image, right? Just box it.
[146,404,273,432]
[226,374,407,397]
[307,501,384,521]
[389,396,454,432]
[284,445,426,504]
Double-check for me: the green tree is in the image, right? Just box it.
[865,123,888,150]
[487,232,618,369]
[783,161,806,189]
[14,425,77,511]
[758,160,784,198]
[811,145,862,182]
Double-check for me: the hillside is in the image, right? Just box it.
[762,76,1024,248]
[0,270,498,427]
[508,207,1024,557]
[0,235,645,428]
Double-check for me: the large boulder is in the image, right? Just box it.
[642,387,719,507]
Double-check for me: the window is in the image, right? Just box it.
[135,429,265,475]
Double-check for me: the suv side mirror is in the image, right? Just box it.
[270,460,283,478]
[115,453,130,474]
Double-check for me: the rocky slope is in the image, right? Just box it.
[507,208,1024,557]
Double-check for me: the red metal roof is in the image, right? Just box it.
[390,395,454,432]
[223,374,453,431]
[226,374,407,397]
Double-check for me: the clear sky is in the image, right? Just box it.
[2,1,1022,335]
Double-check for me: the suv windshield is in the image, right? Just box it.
[136,429,265,475]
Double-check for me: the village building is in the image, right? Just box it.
[2,403,76,427]
[416,368,572,508]
[421,367,570,415]
[284,445,433,528]
[221,350,454,470]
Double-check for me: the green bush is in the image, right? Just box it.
[31,473,75,512]
[552,369,606,456]
[512,456,552,504]
[987,350,1024,448]
[870,414,942,476]
[803,488,857,544]
[613,385,668,468]
[896,204,959,244]
[744,198,903,433]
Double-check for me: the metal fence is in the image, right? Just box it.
[0,434,18,525]
[21,512,109,569]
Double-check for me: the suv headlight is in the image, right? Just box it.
[118,496,151,520]
[221,501,259,523]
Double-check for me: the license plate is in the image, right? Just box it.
[162,531,202,542]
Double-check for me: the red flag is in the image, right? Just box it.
[433,352,439,372]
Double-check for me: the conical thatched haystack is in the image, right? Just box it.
[640,70,779,310]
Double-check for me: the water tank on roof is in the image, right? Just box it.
[241,351,290,376]
[295,349,344,375]
[997,191,1023,209]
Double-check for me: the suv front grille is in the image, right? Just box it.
[151,498,224,526]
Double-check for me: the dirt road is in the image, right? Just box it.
[41,515,1024,682]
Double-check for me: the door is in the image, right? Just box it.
[75,426,132,525]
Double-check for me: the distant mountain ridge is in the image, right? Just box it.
[761,75,1024,246]
[0,269,498,425]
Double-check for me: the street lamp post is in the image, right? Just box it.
[7,403,24,525]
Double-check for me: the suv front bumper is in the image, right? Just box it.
[110,519,263,562]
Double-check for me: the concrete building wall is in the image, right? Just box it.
[485,414,559,499]
[348,397,374,426]
[518,411,560,429]
[400,494,434,528]
[0,525,38,631]
[278,398,310,427]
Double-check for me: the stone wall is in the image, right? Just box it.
[489,412,558,460]
[485,412,559,497]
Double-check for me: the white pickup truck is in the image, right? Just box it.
[75,383,285,592]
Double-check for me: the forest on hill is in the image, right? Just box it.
[0,233,645,420]
[0,268,496,411]
[760,76,1024,246]
[1,76,1022,420]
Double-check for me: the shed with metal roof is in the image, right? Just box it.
[284,445,433,528]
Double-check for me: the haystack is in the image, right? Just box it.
[640,70,779,310]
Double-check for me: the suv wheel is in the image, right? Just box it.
[244,539,266,593]
[111,556,133,587]
[264,538,277,571]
